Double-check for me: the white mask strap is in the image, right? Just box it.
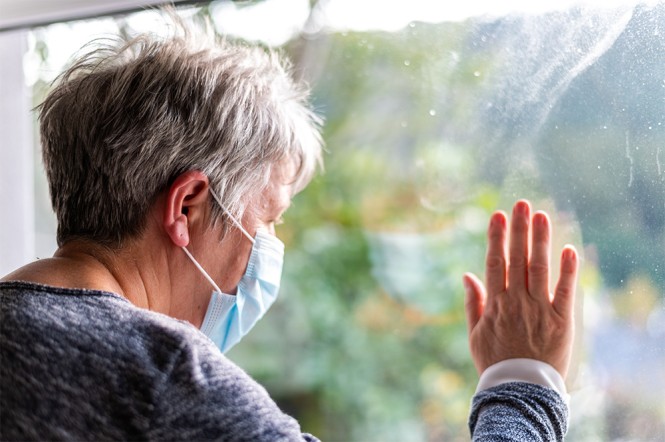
[181,246,223,294]
[209,189,256,245]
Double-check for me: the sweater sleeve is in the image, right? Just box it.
[147,336,319,442]
[469,382,568,441]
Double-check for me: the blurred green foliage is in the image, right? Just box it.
[229,6,664,440]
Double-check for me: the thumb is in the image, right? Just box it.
[463,272,486,334]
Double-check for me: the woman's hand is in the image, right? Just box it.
[463,200,579,379]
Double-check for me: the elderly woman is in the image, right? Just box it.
[0,16,578,442]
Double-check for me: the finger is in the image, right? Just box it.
[528,211,551,299]
[552,245,578,318]
[485,211,508,297]
[508,200,531,295]
[463,272,486,334]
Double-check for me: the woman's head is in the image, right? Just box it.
[39,15,323,248]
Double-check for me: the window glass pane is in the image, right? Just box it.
[23,1,665,440]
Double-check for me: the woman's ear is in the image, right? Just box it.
[163,171,210,247]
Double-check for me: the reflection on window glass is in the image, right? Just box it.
[26,1,664,440]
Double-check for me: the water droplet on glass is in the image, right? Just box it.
[404,60,411,66]
[473,71,481,77]
[429,109,437,116]
[400,121,408,128]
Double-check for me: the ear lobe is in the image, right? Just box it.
[168,213,190,247]
[163,171,210,248]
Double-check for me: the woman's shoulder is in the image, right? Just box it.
[0,279,258,403]
[0,281,299,441]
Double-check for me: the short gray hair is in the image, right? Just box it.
[39,14,323,247]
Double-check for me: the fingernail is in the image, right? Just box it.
[491,212,506,228]
[463,276,471,292]
[520,201,530,214]
[563,247,577,261]
[533,212,547,225]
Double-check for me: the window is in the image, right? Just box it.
[5,1,665,440]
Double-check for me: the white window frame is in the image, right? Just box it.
[0,29,34,276]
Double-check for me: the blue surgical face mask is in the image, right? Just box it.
[181,190,285,353]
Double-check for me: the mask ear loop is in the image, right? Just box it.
[181,246,223,294]
[209,189,256,245]
[180,187,256,294]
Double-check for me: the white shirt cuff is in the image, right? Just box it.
[475,358,569,405]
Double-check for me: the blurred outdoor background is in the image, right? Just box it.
[2,0,664,440]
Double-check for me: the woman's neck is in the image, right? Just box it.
[2,239,151,308]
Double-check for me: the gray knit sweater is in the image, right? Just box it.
[0,281,567,441]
